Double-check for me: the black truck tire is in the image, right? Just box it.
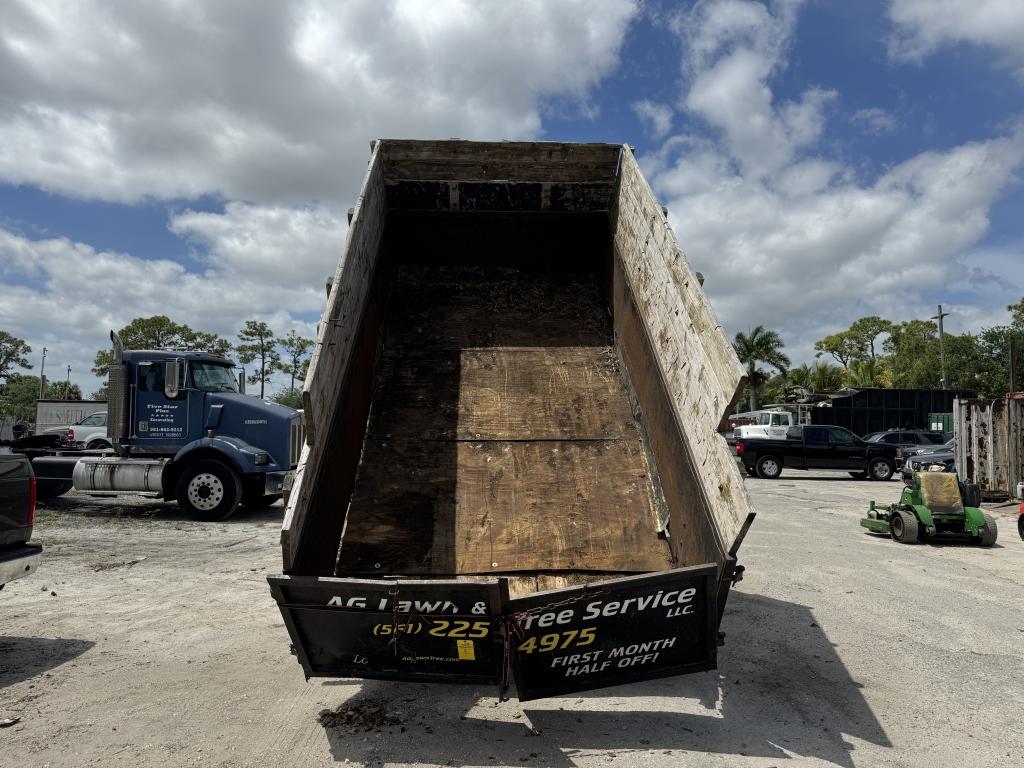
[868,458,895,481]
[978,514,997,547]
[176,460,241,522]
[848,472,867,480]
[755,455,782,479]
[890,509,920,544]
[36,480,73,500]
[744,465,758,477]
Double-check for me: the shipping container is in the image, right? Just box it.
[268,140,755,700]
[812,388,973,437]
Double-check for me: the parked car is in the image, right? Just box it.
[0,452,41,590]
[901,445,956,483]
[864,429,945,465]
[44,411,110,449]
[736,424,899,480]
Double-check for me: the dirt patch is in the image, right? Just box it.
[318,698,403,731]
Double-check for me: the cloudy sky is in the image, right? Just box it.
[1,0,1022,396]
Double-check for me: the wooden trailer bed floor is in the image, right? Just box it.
[334,266,674,577]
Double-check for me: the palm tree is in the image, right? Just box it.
[733,326,790,411]
[811,361,844,393]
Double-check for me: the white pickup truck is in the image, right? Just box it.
[733,409,795,440]
[43,411,110,449]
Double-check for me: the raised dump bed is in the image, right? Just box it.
[269,140,754,700]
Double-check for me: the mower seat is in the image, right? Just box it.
[918,472,964,516]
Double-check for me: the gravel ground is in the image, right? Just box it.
[1,475,1022,767]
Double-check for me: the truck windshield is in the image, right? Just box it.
[190,362,239,393]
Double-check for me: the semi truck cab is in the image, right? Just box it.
[30,332,303,521]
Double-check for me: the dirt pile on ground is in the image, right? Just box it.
[317,699,402,732]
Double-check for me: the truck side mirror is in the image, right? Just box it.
[164,359,185,399]
[238,369,246,395]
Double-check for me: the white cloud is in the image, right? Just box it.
[0,206,337,394]
[0,0,638,204]
[852,107,899,135]
[888,0,1024,81]
[632,99,673,138]
[672,0,833,179]
[643,0,1024,367]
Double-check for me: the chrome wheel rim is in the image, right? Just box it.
[187,473,224,511]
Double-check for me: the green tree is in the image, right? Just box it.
[810,362,844,393]
[91,385,108,402]
[0,374,42,422]
[1009,296,1024,329]
[843,359,883,389]
[786,363,813,390]
[883,320,940,388]
[733,326,790,411]
[236,321,280,399]
[270,388,304,410]
[46,381,83,400]
[814,330,864,367]
[848,316,894,361]
[275,331,314,391]
[0,331,32,382]
[92,316,231,377]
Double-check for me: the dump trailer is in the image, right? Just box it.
[268,139,755,700]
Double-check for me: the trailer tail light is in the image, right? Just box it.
[736,440,745,456]
[28,476,36,526]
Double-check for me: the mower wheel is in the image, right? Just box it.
[890,509,920,544]
[848,472,867,480]
[978,514,998,547]
[1018,515,1024,541]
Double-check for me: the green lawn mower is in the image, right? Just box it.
[861,471,997,546]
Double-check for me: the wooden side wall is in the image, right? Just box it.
[611,149,752,560]
[281,145,386,571]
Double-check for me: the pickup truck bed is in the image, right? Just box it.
[335,265,672,586]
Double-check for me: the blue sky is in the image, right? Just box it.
[1,0,1022,396]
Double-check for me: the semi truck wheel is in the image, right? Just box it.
[176,460,241,522]
[755,455,782,479]
[977,514,997,547]
[890,509,920,543]
[868,458,894,481]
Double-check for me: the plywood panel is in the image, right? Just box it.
[281,146,386,571]
[612,150,753,556]
[369,348,638,441]
[336,439,670,575]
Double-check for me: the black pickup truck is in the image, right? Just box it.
[0,452,41,589]
[736,425,898,480]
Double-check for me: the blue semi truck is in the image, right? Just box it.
[21,331,303,521]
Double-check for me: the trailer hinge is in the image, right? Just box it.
[730,565,745,585]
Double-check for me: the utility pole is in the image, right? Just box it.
[66,365,72,390]
[1010,336,1019,393]
[931,305,950,389]
[38,347,47,399]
